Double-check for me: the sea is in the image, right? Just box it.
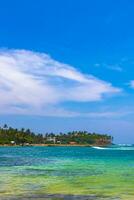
[0,145,134,200]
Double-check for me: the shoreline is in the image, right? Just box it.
[0,144,110,147]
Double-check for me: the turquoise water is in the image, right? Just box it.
[0,146,134,199]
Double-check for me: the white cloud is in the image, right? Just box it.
[129,80,134,88]
[0,49,121,116]
[94,62,123,72]
[107,65,123,72]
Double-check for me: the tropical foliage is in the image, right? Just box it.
[0,124,113,145]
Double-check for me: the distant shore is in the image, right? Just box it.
[0,144,108,147]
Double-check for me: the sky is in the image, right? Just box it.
[0,0,134,143]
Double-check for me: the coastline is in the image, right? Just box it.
[0,144,109,147]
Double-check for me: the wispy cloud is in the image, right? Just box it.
[94,63,123,72]
[129,80,134,88]
[106,65,123,72]
[0,49,121,116]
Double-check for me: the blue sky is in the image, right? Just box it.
[0,0,134,143]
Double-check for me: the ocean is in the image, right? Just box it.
[0,146,134,200]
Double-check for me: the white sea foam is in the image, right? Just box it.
[92,146,108,150]
[92,146,134,150]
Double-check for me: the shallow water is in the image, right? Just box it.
[0,146,134,199]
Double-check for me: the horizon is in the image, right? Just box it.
[0,0,134,143]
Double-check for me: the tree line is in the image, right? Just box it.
[0,124,113,145]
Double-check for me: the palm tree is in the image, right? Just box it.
[3,124,8,129]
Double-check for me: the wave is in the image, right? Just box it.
[92,146,107,150]
[92,146,134,150]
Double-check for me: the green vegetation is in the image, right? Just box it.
[0,124,113,145]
